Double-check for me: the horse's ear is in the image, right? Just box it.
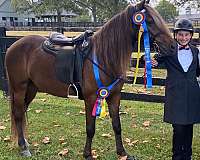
[135,0,145,11]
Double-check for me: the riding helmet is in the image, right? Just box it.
[174,18,194,33]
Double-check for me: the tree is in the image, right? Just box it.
[170,0,200,8]
[155,0,178,22]
[11,0,129,26]
[95,0,128,22]
[72,0,128,24]
[11,0,82,26]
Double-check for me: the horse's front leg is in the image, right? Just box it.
[83,96,96,160]
[107,93,135,160]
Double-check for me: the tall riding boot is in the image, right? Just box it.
[172,124,193,160]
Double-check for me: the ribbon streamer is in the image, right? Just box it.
[142,21,152,89]
[133,25,143,84]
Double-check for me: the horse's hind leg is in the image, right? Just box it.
[24,81,38,109]
[10,83,32,157]
[107,93,135,160]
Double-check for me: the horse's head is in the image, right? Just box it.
[130,0,176,55]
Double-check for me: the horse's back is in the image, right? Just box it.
[5,35,47,86]
[6,35,46,59]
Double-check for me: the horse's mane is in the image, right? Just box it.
[91,4,171,78]
[92,5,134,77]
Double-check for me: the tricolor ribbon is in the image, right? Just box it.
[92,53,121,118]
[132,11,152,89]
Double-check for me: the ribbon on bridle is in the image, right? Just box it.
[132,10,152,89]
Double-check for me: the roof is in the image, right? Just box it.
[178,14,200,20]
[39,10,77,18]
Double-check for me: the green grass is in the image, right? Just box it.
[0,92,200,160]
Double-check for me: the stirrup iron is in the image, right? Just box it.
[67,84,78,98]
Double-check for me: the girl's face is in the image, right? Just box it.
[175,30,192,46]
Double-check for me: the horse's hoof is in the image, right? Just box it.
[24,139,30,147]
[20,149,32,157]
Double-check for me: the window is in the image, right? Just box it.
[2,17,6,20]
[14,17,18,21]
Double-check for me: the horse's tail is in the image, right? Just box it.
[10,89,18,140]
[7,76,27,141]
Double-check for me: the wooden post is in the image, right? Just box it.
[0,27,9,97]
[0,27,6,37]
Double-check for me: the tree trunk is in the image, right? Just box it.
[92,4,97,26]
[57,9,63,33]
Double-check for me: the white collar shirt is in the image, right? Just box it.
[177,46,193,72]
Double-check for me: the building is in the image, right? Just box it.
[0,0,77,27]
[0,0,35,27]
[177,5,200,26]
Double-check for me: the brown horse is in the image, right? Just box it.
[5,0,176,159]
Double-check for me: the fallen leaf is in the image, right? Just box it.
[32,142,39,147]
[132,140,139,144]
[128,140,139,146]
[131,124,137,128]
[59,137,65,144]
[132,114,137,118]
[0,125,6,130]
[35,110,43,113]
[142,140,149,143]
[143,121,150,127]
[4,119,10,122]
[41,99,47,102]
[54,124,61,127]
[42,136,50,144]
[101,133,112,138]
[4,136,11,142]
[58,148,69,157]
[79,111,85,115]
[61,142,67,145]
[92,150,98,159]
[66,112,70,116]
[156,144,161,149]
[124,138,131,143]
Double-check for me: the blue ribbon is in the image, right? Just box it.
[92,53,121,90]
[142,21,152,88]
[93,53,103,87]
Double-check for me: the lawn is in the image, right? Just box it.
[1,91,200,160]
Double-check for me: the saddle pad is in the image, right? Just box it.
[55,46,75,84]
[42,40,91,85]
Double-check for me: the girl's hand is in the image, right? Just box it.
[151,58,158,67]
